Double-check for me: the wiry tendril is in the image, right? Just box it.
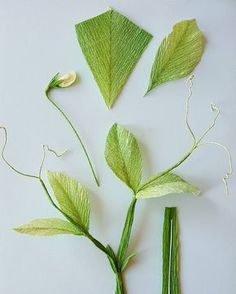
[185,75,197,144]
[182,75,232,194]
[0,126,67,180]
[198,141,233,195]
[39,144,68,178]
[0,126,39,179]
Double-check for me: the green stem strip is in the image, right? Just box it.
[45,91,99,186]
[115,272,125,294]
[162,207,180,294]
[117,197,137,269]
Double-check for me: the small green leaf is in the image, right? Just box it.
[47,172,90,230]
[136,172,200,199]
[75,9,152,108]
[106,245,118,273]
[14,218,83,236]
[105,124,142,192]
[121,253,136,272]
[146,19,204,93]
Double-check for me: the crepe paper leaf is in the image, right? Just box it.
[117,198,137,268]
[146,19,204,94]
[121,253,136,272]
[75,9,152,108]
[14,218,83,236]
[136,172,200,199]
[162,207,180,294]
[47,172,90,231]
[105,124,142,192]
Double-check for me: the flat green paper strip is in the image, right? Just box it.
[75,9,152,108]
[146,19,204,94]
[162,207,180,294]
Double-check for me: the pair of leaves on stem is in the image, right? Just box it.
[105,124,200,198]
[15,172,90,236]
[75,9,204,107]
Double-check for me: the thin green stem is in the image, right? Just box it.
[139,144,197,192]
[45,90,99,186]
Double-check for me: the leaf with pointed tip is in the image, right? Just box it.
[121,253,136,272]
[75,9,152,108]
[47,172,90,231]
[136,172,200,199]
[146,19,204,94]
[105,124,142,193]
[14,218,83,236]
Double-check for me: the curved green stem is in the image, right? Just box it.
[45,90,99,186]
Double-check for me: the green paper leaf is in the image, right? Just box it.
[121,253,136,272]
[106,245,117,273]
[14,218,83,236]
[146,19,204,93]
[105,124,142,192]
[75,9,152,108]
[47,172,90,231]
[136,172,200,199]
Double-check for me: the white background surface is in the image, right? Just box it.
[0,1,236,293]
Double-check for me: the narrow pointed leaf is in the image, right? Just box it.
[14,218,83,236]
[106,245,118,273]
[146,19,204,93]
[121,253,136,272]
[136,172,200,199]
[105,124,142,192]
[47,172,90,230]
[75,9,152,108]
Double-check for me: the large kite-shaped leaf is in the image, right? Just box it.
[146,19,204,94]
[14,218,83,236]
[75,9,152,108]
[105,124,142,193]
[47,172,90,231]
[136,172,200,199]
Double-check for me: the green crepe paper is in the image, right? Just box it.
[105,123,199,198]
[75,9,152,109]
[162,207,180,294]
[146,19,204,94]
[14,218,83,236]
[47,171,90,231]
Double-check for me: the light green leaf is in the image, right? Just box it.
[146,19,204,93]
[75,9,152,108]
[121,253,136,272]
[47,172,90,231]
[105,124,142,192]
[136,172,200,199]
[14,218,83,236]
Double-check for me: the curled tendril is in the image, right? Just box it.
[39,144,68,178]
[0,126,39,179]
[185,74,196,144]
[183,75,232,194]
[198,142,233,195]
[0,126,67,180]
